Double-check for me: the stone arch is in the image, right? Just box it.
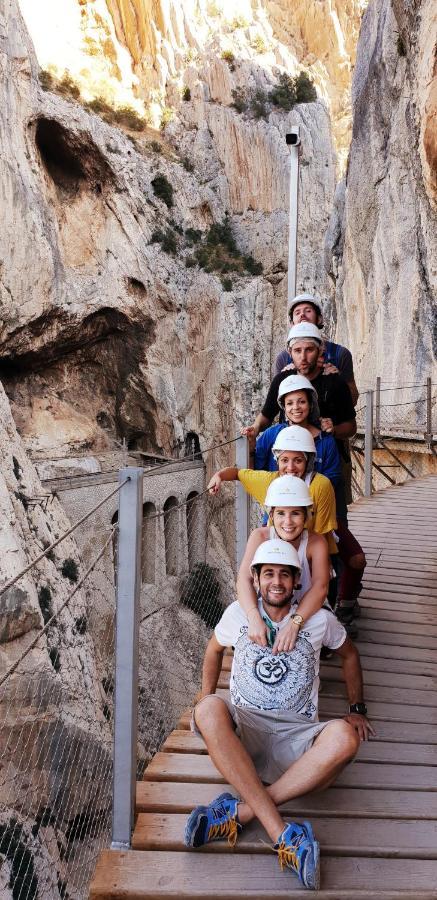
[184,431,201,459]
[163,496,179,576]
[142,501,156,584]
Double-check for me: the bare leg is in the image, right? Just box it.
[237,719,360,826]
[194,696,286,843]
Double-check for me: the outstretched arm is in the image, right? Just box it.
[207,467,238,495]
[272,534,329,654]
[242,412,271,441]
[236,528,269,647]
[334,637,375,741]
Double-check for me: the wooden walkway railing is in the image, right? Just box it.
[91,474,437,898]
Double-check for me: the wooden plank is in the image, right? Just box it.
[132,813,437,857]
[354,640,437,666]
[360,588,437,607]
[90,849,437,898]
[355,627,437,652]
[325,652,437,679]
[159,730,437,766]
[362,578,437,599]
[163,731,206,754]
[136,781,437,818]
[359,597,437,619]
[218,671,437,708]
[144,753,437,791]
[320,664,437,693]
[359,605,437,627]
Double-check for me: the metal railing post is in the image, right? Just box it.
[425,377,432,448]
[375,377,381,443]
[364,391,374,498]
[235,436,250,572]
[286,126,300,301]
[111,467,143,850]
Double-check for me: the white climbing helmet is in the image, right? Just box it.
[277,374,318,408]
[287,293,323,321]
[287,322,323,348]
[251,538,301,573]
[265,474,313,511]
[272,425,316,457]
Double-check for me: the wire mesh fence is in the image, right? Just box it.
[0,533,114,900]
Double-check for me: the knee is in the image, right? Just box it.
[326,719,360,760]
[349,552,366,570]
[194,695,228,733]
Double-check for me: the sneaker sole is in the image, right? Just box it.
[184,805,208,847]
[300,822,320,891]
[184,793,238,848]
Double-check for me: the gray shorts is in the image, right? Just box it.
[192,693,332,785]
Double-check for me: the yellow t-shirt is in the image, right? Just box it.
[237,469,338,554]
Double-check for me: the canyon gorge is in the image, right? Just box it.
[0,0,436,896]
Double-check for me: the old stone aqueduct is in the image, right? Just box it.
[0,0,436,897]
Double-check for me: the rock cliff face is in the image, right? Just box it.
[0,380,112,896]
[18,0,364,166]
[3,0,340,465]
[327,0,437,392]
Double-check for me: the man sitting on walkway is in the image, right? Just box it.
[184,539,373,891]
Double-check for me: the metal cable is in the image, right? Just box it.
[0,479,128,598]
[0,529,115,689]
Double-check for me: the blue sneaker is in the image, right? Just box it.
[274,820,320,890]
[184,792,241,848]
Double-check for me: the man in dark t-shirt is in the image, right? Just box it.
[243,323,356,521]
[274,293,358,406]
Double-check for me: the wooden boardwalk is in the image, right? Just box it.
[91,475,437,898]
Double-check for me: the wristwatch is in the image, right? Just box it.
[291,614,304,628]
[349,702,367,716]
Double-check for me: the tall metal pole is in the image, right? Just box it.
[286,125,301,301]
[375,376,381,444]
[364,391,374,498]
[235,436,250,572]
[425,377,432,448]
[111,467,143,850]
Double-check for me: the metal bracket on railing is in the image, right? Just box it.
[364,390,374,497]
[111,467,143,850]
[235,436,250,572]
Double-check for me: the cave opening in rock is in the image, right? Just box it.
[35,118,86,196]
[34,118,113,198]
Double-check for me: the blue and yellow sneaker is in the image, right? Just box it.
[184,792,241,848]
[274,820,320,890]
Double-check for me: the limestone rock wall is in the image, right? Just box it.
[18,0,365,166]
[0,376,112,896]
[2,0,337,465]
[327,0,437,397]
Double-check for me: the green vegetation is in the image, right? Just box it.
[269,71,317,110]
[180,563,224,628]
[149,140,162,153]
[397,34,406,56]
[221,277,233,292]
[231,88,248,113]
[12,456,21,480]
[38,585,53,626]
[230,15,249,30]
[0,819,38,900]
[150,227,177,254]
[160,106,174,129]
[188,214,263,276]
[251,35,268,54]
[221,49,236,71]
[74,615,87,635]
[182,86,191,101]
[49,647,61,672]
[86,97,147,131]
[185,227,202,244]
[61,557,79,583]
[151,173,174,208]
